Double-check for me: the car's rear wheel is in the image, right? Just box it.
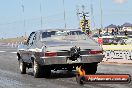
[83,63,98,74]
[33,60,51,78]
[19,59,26,74]
[67,65,73,72]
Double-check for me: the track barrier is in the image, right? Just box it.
[102,45,132,63]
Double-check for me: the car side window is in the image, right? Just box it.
[27,32,36,47]
[32,33,37,44]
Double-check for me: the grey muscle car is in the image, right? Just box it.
[17,29,104,78]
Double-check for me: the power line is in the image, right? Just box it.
[0,15,66,27]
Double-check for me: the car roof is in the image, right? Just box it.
[35,29,84,33]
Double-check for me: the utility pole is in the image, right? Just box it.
[76,5,80,28]
[24,32,27,38]
[62,0,67,29]
[21,0,25,28]
[100,0,103,30]
[21,0,26,40]
[90,0,95,31]
[40,0,43,28]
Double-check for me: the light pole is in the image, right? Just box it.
[21,0,25,28]
[62,0,67,29]
[76,5,80,28]
[100,0,103,30]
[40,0,43,28]
[21,0,26,41]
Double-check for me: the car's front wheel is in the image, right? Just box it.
[33,60,51,78]
[19,59,26,74]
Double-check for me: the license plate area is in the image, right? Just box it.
[66,57,82,63]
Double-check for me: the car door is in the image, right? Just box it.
[21,32,36,63]
[26,32,37,62]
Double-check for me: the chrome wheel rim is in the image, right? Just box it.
[33,60,37,74]
[19,61,23,72]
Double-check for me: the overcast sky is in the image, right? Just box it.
[0,0,132,38]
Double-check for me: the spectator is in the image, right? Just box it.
[124,30,128,36]
[24,38,27,45]
[111,29,115,35]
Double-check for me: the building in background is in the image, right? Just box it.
[103,24,117,33]
[121,23,132,32]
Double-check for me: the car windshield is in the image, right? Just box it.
[41,30,98,45]
[42,30,84,38]
[92,33,101,37]
[42,30,85,39]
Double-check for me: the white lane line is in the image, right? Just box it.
[10,52,17,54]
[0,51,17,54]
[0,51,6,52]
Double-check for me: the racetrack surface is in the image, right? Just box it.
[0,46,132,88]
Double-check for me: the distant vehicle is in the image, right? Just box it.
[100,33,114,38]
[92,33,101,41]
[92,33,114,44]
[92,32,128,45]
[125,35,132,44]
[17,29,104,78]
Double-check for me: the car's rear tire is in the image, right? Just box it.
[33,60,51,78]
[67,66,73,72]
[83,63,98,74]
[19,59,26,74]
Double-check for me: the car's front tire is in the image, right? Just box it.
[19,59,26,74]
